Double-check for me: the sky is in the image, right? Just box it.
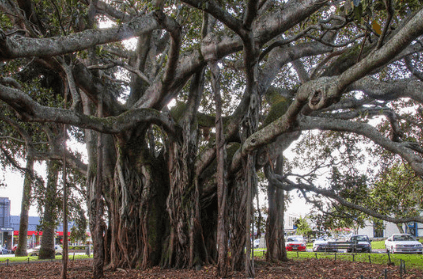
[1,166,40,216]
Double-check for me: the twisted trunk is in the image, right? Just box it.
[107,137,168,269]
[163,137,207,268]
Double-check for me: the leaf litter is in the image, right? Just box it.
[1,258,423,278]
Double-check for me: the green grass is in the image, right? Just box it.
[0,254,92,264]
[371,240,386,250]
[285,251,423,270]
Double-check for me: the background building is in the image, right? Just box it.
[357,216,423,239]
[0,196,82,249]
[0,197,13,249]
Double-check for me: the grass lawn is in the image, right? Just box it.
[0,254,92,264]
[371,240,386,250]
[286,251,423,270]
[251,244,423,271]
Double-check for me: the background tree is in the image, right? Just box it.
[295,216,313,241]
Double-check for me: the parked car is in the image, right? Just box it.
[385,234,423,254]
[312,237,338,252]
[347,235,372,253]
[253,239,260,248]
[285,236,306,252]
[290,235,306,244]
[27,245,63,256]
[0,246,9,254]
[12,244,18,253]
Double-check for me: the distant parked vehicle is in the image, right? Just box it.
[289,235,307,244]
[0,247,8,254]
[385,234,423,254]
[347,235,372,253]
[312,237,338,252]
[285,236,306,252]
[253,239,260,248]
[27,245,63,256]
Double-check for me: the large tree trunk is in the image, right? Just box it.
[107,137,168,269]
[39,160,59,259]
[161,69,210,269]
[265,155,288,262]
[163,138,206,268]
[15,153,34,257]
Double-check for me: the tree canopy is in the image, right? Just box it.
[1,0,423,277]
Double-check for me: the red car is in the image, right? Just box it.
[285,236,307,251]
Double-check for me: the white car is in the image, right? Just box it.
[253,239,260,248]
[385,234,423,254]
[27,245,63,256]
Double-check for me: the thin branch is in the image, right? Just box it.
[297,115,423,176]
[376,0,394,49]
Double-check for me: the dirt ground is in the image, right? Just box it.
[1,258,423,278]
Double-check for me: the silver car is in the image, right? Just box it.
[27,245,63,256]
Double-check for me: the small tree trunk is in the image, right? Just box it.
[15,154,34,257]
[229,178,247,271]
[266,155,288,262]
[396,223,405,234]
[244,155,255,278]
[93,97,105,279]
[39,160,58,260]
[61,126,69,279]
[210,61,228,277]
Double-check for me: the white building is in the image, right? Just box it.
[284,212,301,234]
[357,219,423,239]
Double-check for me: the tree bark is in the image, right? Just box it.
[61,124,69,279]
[265,155,288,262]
[396,223,405,234]
[15,153,34,257]
[93,96,104,279]
[39,160,58,259]
[211,60,228,277]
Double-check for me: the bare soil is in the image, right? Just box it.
[1,258,422,278]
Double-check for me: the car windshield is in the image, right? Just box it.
[287,237,301,242]
[351,236,368,242]
[393,235,416,241]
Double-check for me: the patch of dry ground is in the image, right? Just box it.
[1,258,422,278]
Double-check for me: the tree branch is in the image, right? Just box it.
[0,13,161,61]
[297,115,423,176]
[266,169,423,223]
[0,83,179,136]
